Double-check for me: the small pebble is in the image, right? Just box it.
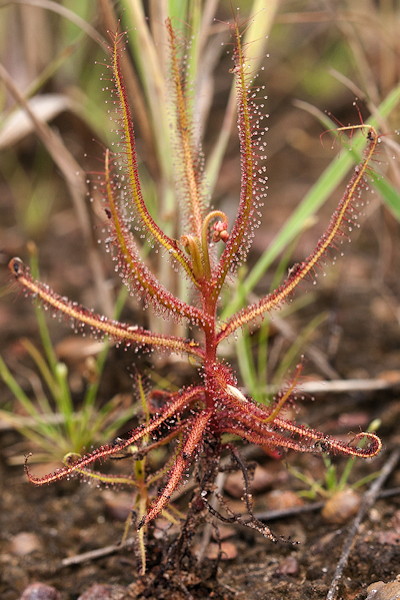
[366,578,400,600]
[19,582,61,600]
[277,555,299,576]
[264,489,304,511]
[376,531,400,545]
[369,507,381,523]
[11,532,42,556]
[321,488,361,524]
[77,583,127,600]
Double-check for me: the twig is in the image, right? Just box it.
[263,376,400,396]
[297,378,400,394]
[255,501,324,522]
[61,536,136,567]
[326,448,400,600]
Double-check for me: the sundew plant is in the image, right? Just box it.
[9,19,382,545]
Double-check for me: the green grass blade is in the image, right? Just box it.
[0,356,40,419]
[370,172,400,220]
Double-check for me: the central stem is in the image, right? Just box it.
[182,211,229,408]
[201,282,219,409]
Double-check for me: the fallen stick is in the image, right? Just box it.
[56,485,400,569]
